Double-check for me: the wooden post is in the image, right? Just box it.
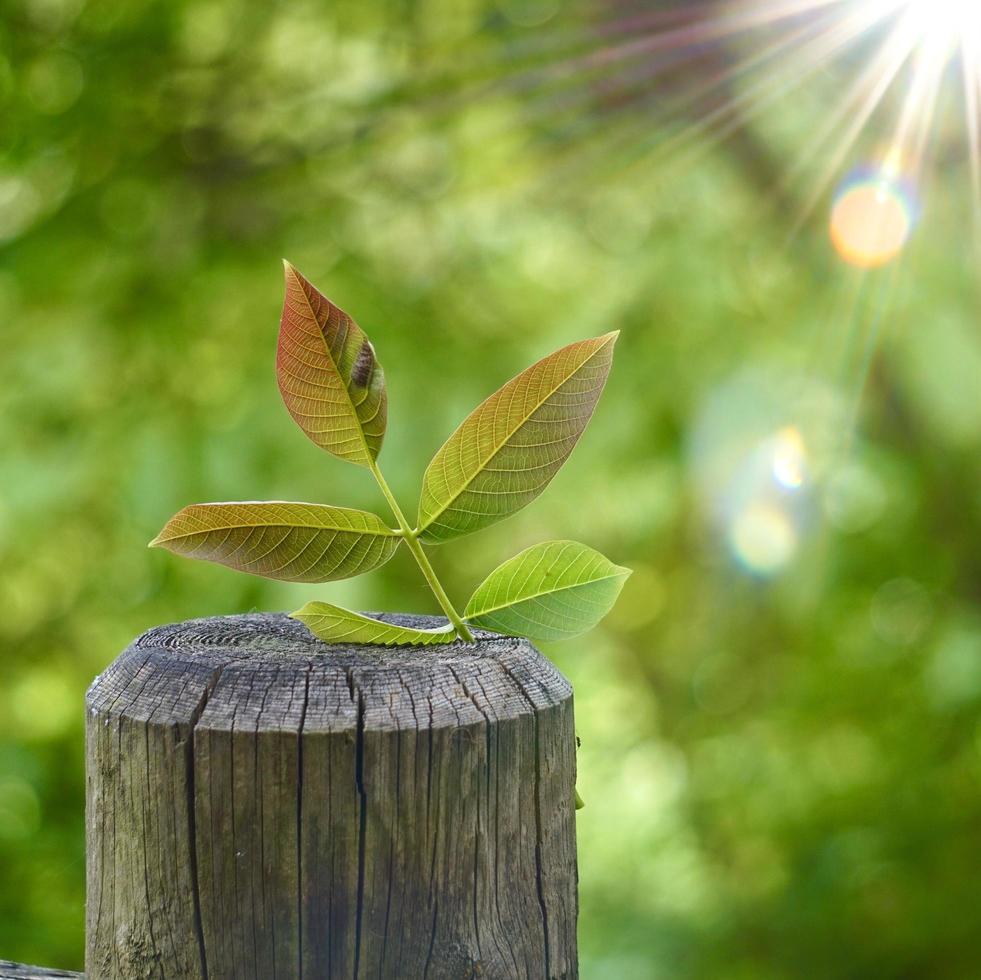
[85,613,579,979]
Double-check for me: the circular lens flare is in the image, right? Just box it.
[726,426,809,576]
[729,503,798,576]
[688,368,837,579]
[830,166,918,268]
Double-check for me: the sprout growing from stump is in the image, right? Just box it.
[150,262,630,646]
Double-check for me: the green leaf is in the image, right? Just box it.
[292,603,457,646]
[464,540,630,641]
[417,333,617,543]
[149,502,401,582]
[278,261,387,467]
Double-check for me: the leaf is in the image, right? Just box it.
[417,332,617,543]
[149,502,401,582]
[292,602,457,646]
[277,261,387,466]
[464,540,630,641]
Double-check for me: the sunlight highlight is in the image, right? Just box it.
[899,0,981,43]
[819,0,979,220]
[729,502,798,575]
[830,165,916,267]
[771,425,808,489]
[727,426,810,575]
[559,0,981,238]
[450,0,981,240]
[687,369,845,580]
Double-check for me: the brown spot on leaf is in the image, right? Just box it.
[351,340,375,387]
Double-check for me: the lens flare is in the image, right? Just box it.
[688,370,843,579]
[830,165,918,267]
[725,427,809,575]
[729,502,799,576]
[772,425,808,489]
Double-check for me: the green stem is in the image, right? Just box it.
[369,460,475,643]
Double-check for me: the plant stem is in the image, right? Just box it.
[368,460,475,642]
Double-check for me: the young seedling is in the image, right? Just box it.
[150,262,630,646]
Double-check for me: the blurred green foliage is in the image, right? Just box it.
[2,0,981,976]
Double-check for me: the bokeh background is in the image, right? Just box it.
[3,0,981,976]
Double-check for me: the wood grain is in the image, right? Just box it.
[85,612,578,979]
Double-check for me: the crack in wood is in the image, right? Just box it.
[186,665,224,980]
[295,666,311,980]
[352,680,367,980]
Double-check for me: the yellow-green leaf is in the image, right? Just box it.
[149,502,401,582]
[417,333,617,543]
[277,261,387,466]
[464,540,630,641]
[292,602,457,646]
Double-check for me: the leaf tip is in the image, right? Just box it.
[282,258,301,283]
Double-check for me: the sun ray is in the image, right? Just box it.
[788,20,921,231]
[961,37,981,210]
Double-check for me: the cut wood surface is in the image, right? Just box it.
[85,612,579,979]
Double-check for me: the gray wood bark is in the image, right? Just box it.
[85,613,578,979]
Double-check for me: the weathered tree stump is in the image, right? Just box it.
[85,613,578,979]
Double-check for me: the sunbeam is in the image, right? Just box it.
[659,0,981,259]
[446,0,981,259]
